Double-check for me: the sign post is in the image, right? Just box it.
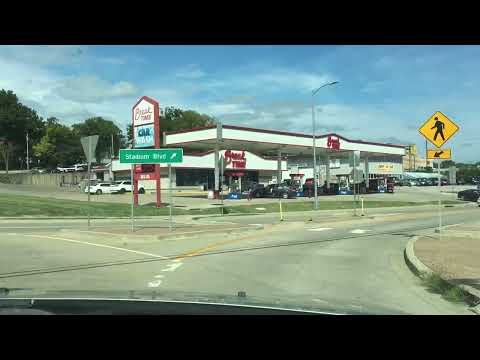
[119,148,184,232]
[168,164,173,231]
[350,150,360,216]
[438,159,442,237]
[219,155,225,216]
[131,164,134,232]
[80,135,99,230]
[419,111,459,237]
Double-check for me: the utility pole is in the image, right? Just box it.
[26,132,29,171]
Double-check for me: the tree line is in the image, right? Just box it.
[0,89,216,173]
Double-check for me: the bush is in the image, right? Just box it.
[421,273,467,303]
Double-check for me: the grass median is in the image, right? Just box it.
[0,193,464,217]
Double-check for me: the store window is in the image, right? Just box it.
[176,168,214,189]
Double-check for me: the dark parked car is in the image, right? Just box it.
[457,189,480,202]
[251,183,297,199]
[249,184,266,198]
[302,178,323,196]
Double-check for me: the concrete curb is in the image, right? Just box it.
[404,236,480,313]
[79,223,265,241]
[155,224,264,241]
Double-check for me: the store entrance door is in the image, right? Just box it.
[226,170,258,192]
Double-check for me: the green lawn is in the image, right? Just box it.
[212,199,463,215]
[0,193,465,217]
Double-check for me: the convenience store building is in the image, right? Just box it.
[111,124,406,191]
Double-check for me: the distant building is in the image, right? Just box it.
[403,154,432,171]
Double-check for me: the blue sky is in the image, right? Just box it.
[0,45,478,162]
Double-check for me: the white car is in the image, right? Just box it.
[112,180,132,193]
[84,183,119,195]
[110,180,145,194]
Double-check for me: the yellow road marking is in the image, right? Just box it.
[173,224,279,260]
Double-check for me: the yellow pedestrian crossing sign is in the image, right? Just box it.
[427,148,451,160]
[419,111,459,148]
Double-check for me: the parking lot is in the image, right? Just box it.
[0,182,475,210]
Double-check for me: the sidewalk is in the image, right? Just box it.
[407,222,480,310]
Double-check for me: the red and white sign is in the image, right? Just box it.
[135,173,158,181]
[132,96,161,208]
[224,150,246,168]
[133,99,155,127]
[327,136,341,150]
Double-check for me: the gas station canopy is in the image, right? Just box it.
[164,124,406,159]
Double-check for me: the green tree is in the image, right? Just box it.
[0,89,45,170]
[0,139,15,173]
[72,117,125,163]
[441,160,456,168]
[126,107,216,145]
[33,117,83,168]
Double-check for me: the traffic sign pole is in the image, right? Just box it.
[438,158,442,238]
[87,137,91,230]
[131,164,134,232]
[419,111,459,240]
[353,152,357,216]
[168,164,173,231]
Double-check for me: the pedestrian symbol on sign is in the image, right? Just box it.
[431,117,445,142]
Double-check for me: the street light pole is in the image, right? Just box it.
[311,81,339,210]
[312,93,318,210]
[26,132,29,171]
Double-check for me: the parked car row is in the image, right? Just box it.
[249,183,297,199]
[397,178,449,186]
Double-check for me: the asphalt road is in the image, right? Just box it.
[0,205,478,314]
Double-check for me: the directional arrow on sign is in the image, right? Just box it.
[427,148,451,160]
[170,153,177,160]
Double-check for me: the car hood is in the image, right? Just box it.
[0,288,410,315]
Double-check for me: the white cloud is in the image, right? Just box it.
[98,57,127,65]
[0,45,86,65]
[175,64,206,79]
[361,81,386,94]
[54,76,138,103]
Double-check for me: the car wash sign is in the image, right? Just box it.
[134,124,155,148]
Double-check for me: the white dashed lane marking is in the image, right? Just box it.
[350,229,371,234]
[23,234,168,259]
[161,262,183,272]
[307,227,333,232]
[148,280,162,287]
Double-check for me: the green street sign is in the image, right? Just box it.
[119,148,183,164]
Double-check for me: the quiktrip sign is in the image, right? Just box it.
[327,136,341,150]
[224,150,246,168]
[132,96,161,207]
